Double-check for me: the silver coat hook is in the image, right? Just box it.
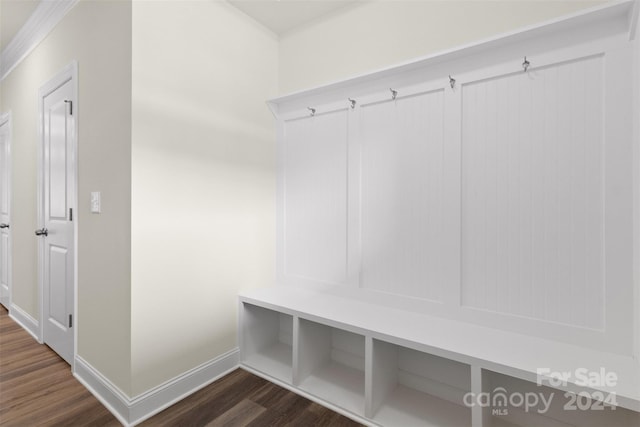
[307,107,316,116]
[390,88,398,100]
[348,98,356,109]
[522,56,530,72]
[449,75,456,89]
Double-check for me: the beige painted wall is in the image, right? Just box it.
[0,0,132,394]
[279,0,606,94]
[131,0,277,396]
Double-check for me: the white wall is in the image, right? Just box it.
[279,0,606,94]
[0,0,132,394]
[131,0,277,396]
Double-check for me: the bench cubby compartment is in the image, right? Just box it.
[241,303,293,383]
[239,289,640,426]
[369,339,472,426]
[296,319,366,416]
[483,370,640,427]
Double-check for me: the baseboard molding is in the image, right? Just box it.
[9,303,40,342]
[74,349,240,426]
[128,349,239,425]
[74,356,130,426]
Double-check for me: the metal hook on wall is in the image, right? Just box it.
[449,75,456,89]
[308,107,316,116]
[348,98,356,109]
[522,56,530,72]
[390,88,398,100]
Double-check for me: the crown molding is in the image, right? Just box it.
[0,0,79,81]
[630,0,639,40]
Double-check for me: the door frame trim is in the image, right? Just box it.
[0,111,12,310]
[37,61,78,370]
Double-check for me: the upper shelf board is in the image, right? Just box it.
[267,0,636,114]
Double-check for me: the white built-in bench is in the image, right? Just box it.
[239,287,640,427]
[240,1,640,425]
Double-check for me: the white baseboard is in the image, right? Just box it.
[74,350,240,427]
[9,303,40,342]
[74,356,130,426]
[128,348,239,425]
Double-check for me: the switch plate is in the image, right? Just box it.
[91,192,101,213]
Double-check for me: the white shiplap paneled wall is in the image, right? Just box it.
[360,90,445,302]
[461,55,605,330]
[275,34,635,355]
[283,110,349,285]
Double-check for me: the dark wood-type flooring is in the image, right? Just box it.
[0,306,361,426]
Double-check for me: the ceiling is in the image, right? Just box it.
[0,0,363,53]
[227,0,365,35]
[0,0,40,52]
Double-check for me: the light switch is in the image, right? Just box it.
[91,192,101,213]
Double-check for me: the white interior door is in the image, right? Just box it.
[0,113,11,309]
[39,68,76,365]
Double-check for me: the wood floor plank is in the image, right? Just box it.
[205,399,265,427]
[0,305,119,427]
[140,370,270,427]
[245,382,316,426]
[1,305,362,426]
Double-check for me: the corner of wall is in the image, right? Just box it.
[130,0,276,400]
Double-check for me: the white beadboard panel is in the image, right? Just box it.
[360,90,445,301]
[461,55,605,330]
[283,110,349,285]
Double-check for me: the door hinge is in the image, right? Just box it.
[69,314,73,328]
[69,208,73,221]
[64,100,73,115]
